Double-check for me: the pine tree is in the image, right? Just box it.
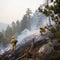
[5,25,12,39]
[16,20,21,33]
[38,0,60,27]
[0,32,4,42]
[21,8,32,30]
[12,21,16,34]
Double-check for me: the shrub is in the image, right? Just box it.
[55,30,60,39]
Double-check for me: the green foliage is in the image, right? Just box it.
[50,27,56,33]
[0,32,4,42]
[5,25,13,40]
[5,19,22,38]
[38,0,60,22]
[43,9,49,16]
[38,8,42,12]
[55,30,60,38]
[12,21,16,34]
[50,27,60,39]
[16,20,21,33]
[4,8,32,40]
[50,6,54,10]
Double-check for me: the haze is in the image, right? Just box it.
[0,0,45,24]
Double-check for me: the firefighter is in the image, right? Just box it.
[11,36,17,50]
[40,26,47,35]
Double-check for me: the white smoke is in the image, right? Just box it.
[0,44,11,55]
[17,29,39,45]
[15,12,49,47]
[0,12,50,54]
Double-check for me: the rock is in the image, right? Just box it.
[38,41,54,56]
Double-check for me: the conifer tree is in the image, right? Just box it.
[38,0,60,27]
